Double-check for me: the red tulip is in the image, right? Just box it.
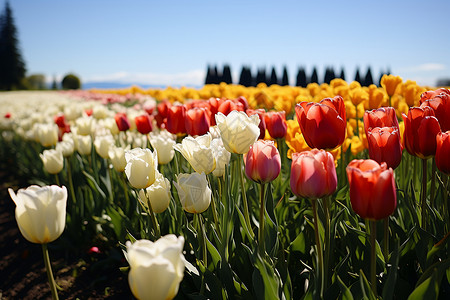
[402,106,441,159]
[157,100,172,119]
[4,112,11,119]
[436,131,450,175]
[134,114,153,134]
[265,111,287,139]
[295,96,346,150]
[166,105,186,135]
[246,108,266,139]
[363,107,399,136]
[419,89,450,131]
[245,140,281,183]
[218,99,244,116]
[114,112,130,131]
[54,114,66,128]
[185,107,211,136]
[367,127,402,169]
[236,96,249,111]
[346,159,397,220]
[290,149,337,199]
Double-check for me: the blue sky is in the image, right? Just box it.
[7,0,450,87]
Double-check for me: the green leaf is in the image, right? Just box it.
[252,254,280,300]
[407,268,439,300]
[426,232,450,268]
[205,234,221,268]
[290,232,307,254]
[82,170,106,200]
[382,242,399,300]
[337,275,354,300]
[359,270,376,300]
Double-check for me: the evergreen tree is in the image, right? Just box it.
[296,67,307,87]
[268,66,278,86]
[339,67,346,81]
[214,65,221,84]
[310,67,318,84]
[364,67,374,86]
[51,76,58,90]
[324,67,336,84]
[281,65,289,86]
[354,67,361,84]
[256,68,266,85]
[205,65,213,84]
[222,64,232,84]
[0,1,26,90]
[238,66,253,87]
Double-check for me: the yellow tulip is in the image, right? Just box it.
[381,74,403,97]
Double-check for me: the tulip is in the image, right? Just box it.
[9,185,68,244]
[174,172,211,214]
[290,149,337,199]
[436,131,450,175]
[75,116,93,136]
[419,89,450,131]
[366,127,402,169]
[138,171,171,213]
[380,74,403,97]
[218,99,244,116]
[134,114,153,135]
[115,112,130,131]
[54,114,67,128]
[40,149,64,174]
[108,145,128,172]
[174,133,216,174]
[346,159,397,220]
[295,96,346,150]
[245,140,281,184]
[402,106,441,159]
[184,107,211,137]
[126,235,185,300]
[94,134,115,159]
[37,123,59,147]
[265,111,287,139]
[75,134,92,155]
[125,148,158,189]
[211,137,231,177]
[215,110,260,154]
[246,108,267,140]
[56,140,75,157]
[363,106,399,134]
[166,105,186,135]
[149,130,176,165]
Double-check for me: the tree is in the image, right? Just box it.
[256,68,267,85]
[268,66,278,86]
[310,67,318,84]
[0,1,26,90]
[354,67,361,84]
[61,73,81,90]
[238,66,253,87]
[25,74,46,90]
[364,67,374,86]
[281,66,289,86]
[221,64,232,84]
[296,67,307,87]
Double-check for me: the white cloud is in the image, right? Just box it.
[84,70,206,87]
[399,63,446,73]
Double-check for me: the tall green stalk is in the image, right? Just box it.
[143,189,161,239]
[323,196,331,290]
[238,154,253,237]
[383,217,389,263]
[312,199,324,298]
[421,159,428,230]
[258,183,266,255]
[370,220,378,297]
[42,243,59,300]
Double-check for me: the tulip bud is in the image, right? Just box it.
[367,127,402,169]
[126,235,185,300]
[265,111,287,139]
[346,159,397,220]
[363,107,399,136]
[75,116,94,136]
[246,108,267,140]
[166,105,186,135]
[185,107,211,137]
[295,96,346,150]
[9,185,67,244]
[37,123,59,147]
[174,133,216,174]
[290,149,337,199]
[436,131,450,175]
[56,140,75,157]
[149,130,176,165]
[174,173,211,214]
[135,114,153,135]
[108,145,128,172]
[125,148,158,189]
[381,74,403,97]
[40,149,64,174]
[215,110,260,154]
[138,171,171,213]
[115,112,131,132]
[419,88,450,131]
[245,140,281,183]
[75,134,92,155]
[94,135,115,159]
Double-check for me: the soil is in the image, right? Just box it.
[0,167,132,299]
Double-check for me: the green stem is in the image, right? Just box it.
[383,217,389,263]
[323,196,331,290]
[197,213,208,296]
[430,158,436,207]
[258,183,266,255]
[312,199,324,298]
[66,158,77,205]
[42,243,59,300]
[120,172,130,214]
[208,176,221,239]
[421,159,428,230]
[54,174,60,186]
[238,154,254,237]
[143,189,161,239]
[370,220,378,297]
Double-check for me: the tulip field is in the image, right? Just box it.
[0,76,449,299]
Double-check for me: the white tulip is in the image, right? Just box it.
[9,185,67,244]
[108,145,128,172]
[138,171,171,213]
[215,110,260,154]
[36,123,58,147]
[174,172,211,214]
[40,149,64,174]
[56,140,75,157]
[211,137,231,177]
[173,133,216,174]
[125,148,158,189]
[94,134,115,159]
[126,235,185,300]
[150,129,176,165]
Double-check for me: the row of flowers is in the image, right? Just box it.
[1,77,449,299]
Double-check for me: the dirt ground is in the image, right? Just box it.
[0,167,132,299]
